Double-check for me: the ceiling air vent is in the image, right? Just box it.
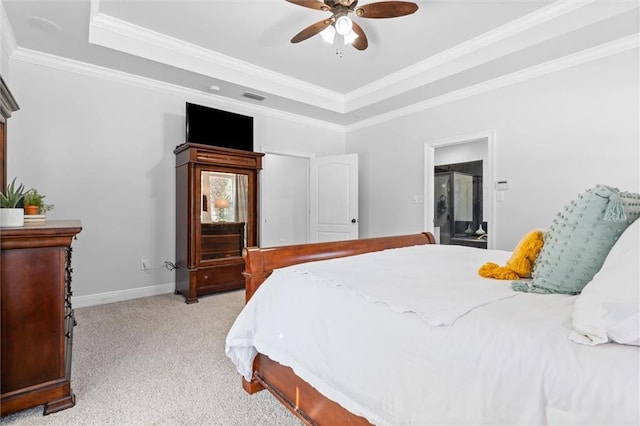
[243,92,266,101]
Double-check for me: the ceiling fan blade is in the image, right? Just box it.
[351,21,368,50]
[291,19,333,43]
[355,1,418,18]
[285,0,331,12]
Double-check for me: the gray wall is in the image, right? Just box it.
[6,58,345,306]
[347,49,639,250]
[4,40,638,305]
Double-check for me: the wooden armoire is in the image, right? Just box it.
[174,143,263,304]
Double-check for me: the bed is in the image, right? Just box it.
[225,195,640,426]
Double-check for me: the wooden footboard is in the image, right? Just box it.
[244,354,371,425]
[240,232,436,425]
[242,232,436,302]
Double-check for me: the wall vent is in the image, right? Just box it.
[243,92,266,101]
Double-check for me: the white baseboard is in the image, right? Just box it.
[72,282,176,308]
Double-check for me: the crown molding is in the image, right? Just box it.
[347,34,638,131]
[9,47,345,132]
[9,28,636,134]
[88,10,346,113]
[0,0,17,63]
[86,0,635,117]
[7,30,636,133]
[348,0,593,94]
[345,0,637,112]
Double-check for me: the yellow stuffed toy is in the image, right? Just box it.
[479,230,545,280]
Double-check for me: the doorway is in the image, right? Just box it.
[259,149,360,247]
[424,130,496,249]
[260,150,310,247]
[434,161,486,249]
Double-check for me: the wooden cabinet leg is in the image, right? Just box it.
[242,377,264,394]
[43,393,75,415]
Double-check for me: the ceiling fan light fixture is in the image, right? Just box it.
[334,15,353,36]
[286,0,418,51]
[343,30,358,45]
[320,25,336,44]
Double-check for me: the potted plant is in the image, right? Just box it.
[0,177,27,227]
[23,188,54,216]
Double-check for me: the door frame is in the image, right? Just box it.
[423,130,496,249]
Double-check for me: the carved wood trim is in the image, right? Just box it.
[0,75,19,122]
[0,74,19,191]
[243,232,436,301]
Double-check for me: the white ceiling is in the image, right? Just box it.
[3,0,639,126]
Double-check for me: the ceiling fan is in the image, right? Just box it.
[286,0,419,51]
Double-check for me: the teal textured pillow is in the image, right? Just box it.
[512,185,640,294]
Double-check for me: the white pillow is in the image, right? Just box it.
[570,219,640,346]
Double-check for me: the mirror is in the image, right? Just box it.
[200,171,249,249]
[200,171,249,224]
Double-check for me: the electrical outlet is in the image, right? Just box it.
[140,259,149,271]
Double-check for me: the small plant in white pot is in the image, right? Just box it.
[0,177,27,227]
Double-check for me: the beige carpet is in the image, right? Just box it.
[2,290,302,425]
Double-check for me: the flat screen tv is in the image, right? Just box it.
[185,102,253,152]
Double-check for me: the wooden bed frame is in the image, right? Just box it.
[240,232,436,425]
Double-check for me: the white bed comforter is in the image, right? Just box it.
[279,245,518,326]
[225,244,640,425]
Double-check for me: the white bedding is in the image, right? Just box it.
[281,244,518,326]
[225,244,640,425]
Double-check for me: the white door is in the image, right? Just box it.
[309,154,359,242]
[261,153,309,247]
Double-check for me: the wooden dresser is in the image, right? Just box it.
[1,220,82,416]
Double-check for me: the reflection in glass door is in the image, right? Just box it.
[434,173,451,244]
[434,171,473,245]
[201,171,249,246]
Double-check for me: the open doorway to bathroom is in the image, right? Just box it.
[434,160,486,249]
[424,130,495,249]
